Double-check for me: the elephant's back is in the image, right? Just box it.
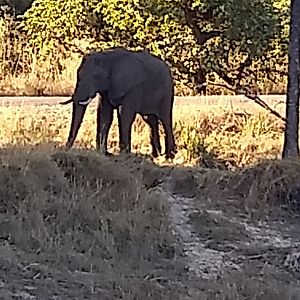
[135,52,172,90]
[133,52,174,115]
[135,52,171,74]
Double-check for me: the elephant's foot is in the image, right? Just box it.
[119,150,131,157]
[151,150,159,159]
[96,145,112,157]
[64,144,71,152]
[104,151,113,157]
[119,143,131,155]
[165,149,177,160]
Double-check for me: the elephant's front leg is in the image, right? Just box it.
[96,100,114,155]
[117,105,123,150]
[119,104,136,154]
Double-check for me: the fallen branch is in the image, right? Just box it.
[199,81,286,122]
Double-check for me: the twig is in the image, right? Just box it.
[200,81,286,122]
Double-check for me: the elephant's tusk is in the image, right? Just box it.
[79,93,102,106]
[79,98,93,106]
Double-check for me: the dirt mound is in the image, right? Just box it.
[0,146,182,299]
[1,145,300,299]
[232,159,300,209]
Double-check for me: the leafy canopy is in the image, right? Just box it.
[20,0,289,94]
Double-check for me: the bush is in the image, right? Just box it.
[20,0,204,95]
[0,0,290,96]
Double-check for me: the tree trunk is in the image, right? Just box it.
[282,0,300,158]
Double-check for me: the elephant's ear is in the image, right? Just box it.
[88,54,110,95]
[74,53,110,104]
[108,56,145,106]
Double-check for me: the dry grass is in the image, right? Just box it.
[1,10,299,299]
[0,146,184,299]
[0,102,285,168]
[0,145,299,299]
[188,157,300,212]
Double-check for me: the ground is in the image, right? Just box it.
[0,96,299,299]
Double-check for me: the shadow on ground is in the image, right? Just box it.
[0,144,299,299]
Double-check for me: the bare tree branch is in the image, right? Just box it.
[183,8,221,45]
[199,81,286,122]
[213,68,235,87]
[235,55,253,86]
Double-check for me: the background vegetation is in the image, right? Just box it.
[0,0,290,96]
[0,101,285,168]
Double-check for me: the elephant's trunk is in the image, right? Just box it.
[65,103,87,150]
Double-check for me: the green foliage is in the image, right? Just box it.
[21,0,202,93]
[14,0,291,94]
[184,0,289,91]
[174,120,207,161]
[21,0,101,55]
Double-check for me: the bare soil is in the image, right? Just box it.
[0,145,299,299]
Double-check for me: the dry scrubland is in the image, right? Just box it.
[0,98,286,168]
[0,98,300,299]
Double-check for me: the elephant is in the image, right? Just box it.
[60,47,177,159]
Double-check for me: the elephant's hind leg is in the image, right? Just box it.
[143,114,161,158]
[160,112,176,159]
[96,100,114,155]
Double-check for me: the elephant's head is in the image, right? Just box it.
[61,53,110,150]
[61,48,147,150]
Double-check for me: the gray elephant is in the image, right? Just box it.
[61,47,177,159]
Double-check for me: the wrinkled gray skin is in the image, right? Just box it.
[62,47,177,159]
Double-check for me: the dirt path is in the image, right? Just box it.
[166,194,241,280]
[161,171,300,298]
[0,95,285,107]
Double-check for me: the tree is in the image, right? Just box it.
[282,0,300,158]
[21,0,202,94]
[177,0,289,94]
[21,0,290,95]
[138,0,289,94]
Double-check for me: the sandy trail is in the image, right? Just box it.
[161,172,300,291]
[0,95,285,107]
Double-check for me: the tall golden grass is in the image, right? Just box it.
[0,102,285,168]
